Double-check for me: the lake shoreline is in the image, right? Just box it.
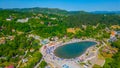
[53,39,98,59]
[41,39,100,68]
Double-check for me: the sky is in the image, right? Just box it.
[0,0,120,11]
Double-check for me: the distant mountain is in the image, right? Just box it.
[0,8,2,10]
[1,7,120,15]
[68,11,88,15]
[90,11,120,14]
[7,7,68,15]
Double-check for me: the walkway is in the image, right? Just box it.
[16,50,28,68]
[34,58,43,68]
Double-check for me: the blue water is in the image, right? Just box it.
[54,41,97,59]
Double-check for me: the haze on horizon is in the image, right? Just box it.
[0,0,120,11]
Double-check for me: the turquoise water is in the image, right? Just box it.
[54,41,97,59]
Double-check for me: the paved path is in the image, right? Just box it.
[34,57,43,68]
[16,50,28,68]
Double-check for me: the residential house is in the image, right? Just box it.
[6,15,13,21]
[67,28,80,34]
[6,18,12,21]
[40,21,44,24]
[41,39,49,45]
[5,65,14,68]
[111,25,120,29]
[30,48,35,52]
[50,17,56,20]
[109,31,117,42]
[0,37,6,44]
[82,25,87,29]
[22,58,28,63]
[7,36,15,40]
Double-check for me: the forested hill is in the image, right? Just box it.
[6,7,68,15]
[1,8,120,28]
[65,13,120,27]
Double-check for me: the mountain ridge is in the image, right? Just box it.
[1,7,120,15]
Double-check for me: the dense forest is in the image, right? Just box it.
[65,13,120,27]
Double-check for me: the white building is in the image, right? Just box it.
[17,18,29,23]
[22,58,28,63]
[6,18,12,21]
[50,17,56,20]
